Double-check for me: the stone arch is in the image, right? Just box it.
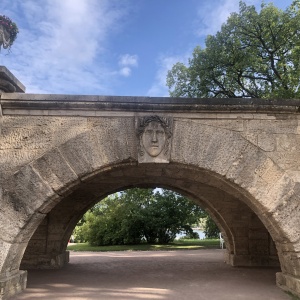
[0,118,299,298]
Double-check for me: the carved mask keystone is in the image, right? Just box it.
[136,115,173,163]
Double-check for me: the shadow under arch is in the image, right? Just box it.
[15,161,287,271]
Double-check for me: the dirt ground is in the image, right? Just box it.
[12,249,292,300]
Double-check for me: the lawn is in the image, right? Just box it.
[67,238,221,252]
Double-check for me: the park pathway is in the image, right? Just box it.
[12,249,291,300]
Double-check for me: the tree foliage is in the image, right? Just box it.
[167,1,300,99]
[203,215,219,238]
[76,188,206,246]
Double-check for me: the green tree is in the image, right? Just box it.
[203,215,219,238]
[72,214,87,243]
[80,193,144,246]
[78,188,205,246]
[167,1,300,99]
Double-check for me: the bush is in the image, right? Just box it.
[182,231,200,239]
[203,215,219,238]
[74,188,205,246]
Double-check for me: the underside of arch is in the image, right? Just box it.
[20,162,279,270]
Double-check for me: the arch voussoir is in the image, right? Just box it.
[57,118,137,181]
[171,120,249,176]
[0,240,27,300]
[0,165,57,244]
[3,164,59,214]
[30,147,80,195]
[269,182,300,244]
[0,163,61,299]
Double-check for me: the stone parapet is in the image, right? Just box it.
[0,67,25,93]
[1,93,300,116]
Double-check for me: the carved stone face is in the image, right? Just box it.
[142,121,166,157]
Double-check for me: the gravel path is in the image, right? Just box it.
[12,249,291,300]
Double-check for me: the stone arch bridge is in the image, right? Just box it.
[0,68,300,299]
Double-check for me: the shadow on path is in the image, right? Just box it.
[12,249,291,300]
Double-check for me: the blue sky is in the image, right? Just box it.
[1,0,290,96]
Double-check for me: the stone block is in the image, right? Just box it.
[269,151,300,171]
[279,252,300,277]
[31,148,79,194]
[248,230,269,240]
[230,254,279,267]
[23,239,47,255]
[20,251,69,270]
[0,186,45,243]
[3,164,58,214]
[246,119,298,134]
[193,119,244,131]
[270,185,300,244]
[248,240,269,255]
[59,119,137,181]
[257,132,276,151]
[0,270,27,300]
[0,66,25,93]
[0,241,28,276]
[276,273,300,299]
[234,238,249,255]
[171,120,249,176]
[226,144,269,190]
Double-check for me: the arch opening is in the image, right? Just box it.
[1,160,299,298]
[19,162,282,271]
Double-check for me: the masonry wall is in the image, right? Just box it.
[1,95,300,298]
[1,114,300,184]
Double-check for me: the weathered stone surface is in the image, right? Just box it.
[1,91,300,298]
[3,164,58,214]
[0,240,27,275]
[0,116,88,183]
[171,120,249,176]
[31,148,79,194]
[0,270,27,300]
[21,251,69,270]
[277,273,300,298]
[230,254,280,267]
[0,66,25,93]
[58,118,136,180]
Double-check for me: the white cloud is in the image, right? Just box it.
[119,54,138,67]
[119,67,131,77]
[0,0,130,94]
[195,0,260,37]
[118,54,138,77]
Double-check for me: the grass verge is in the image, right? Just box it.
[67,238,220,252]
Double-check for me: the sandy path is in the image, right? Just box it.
[12,249,291,300]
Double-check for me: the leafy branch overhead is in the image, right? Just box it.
[167,0,300,99]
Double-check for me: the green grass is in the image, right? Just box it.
[67,238,220,252]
